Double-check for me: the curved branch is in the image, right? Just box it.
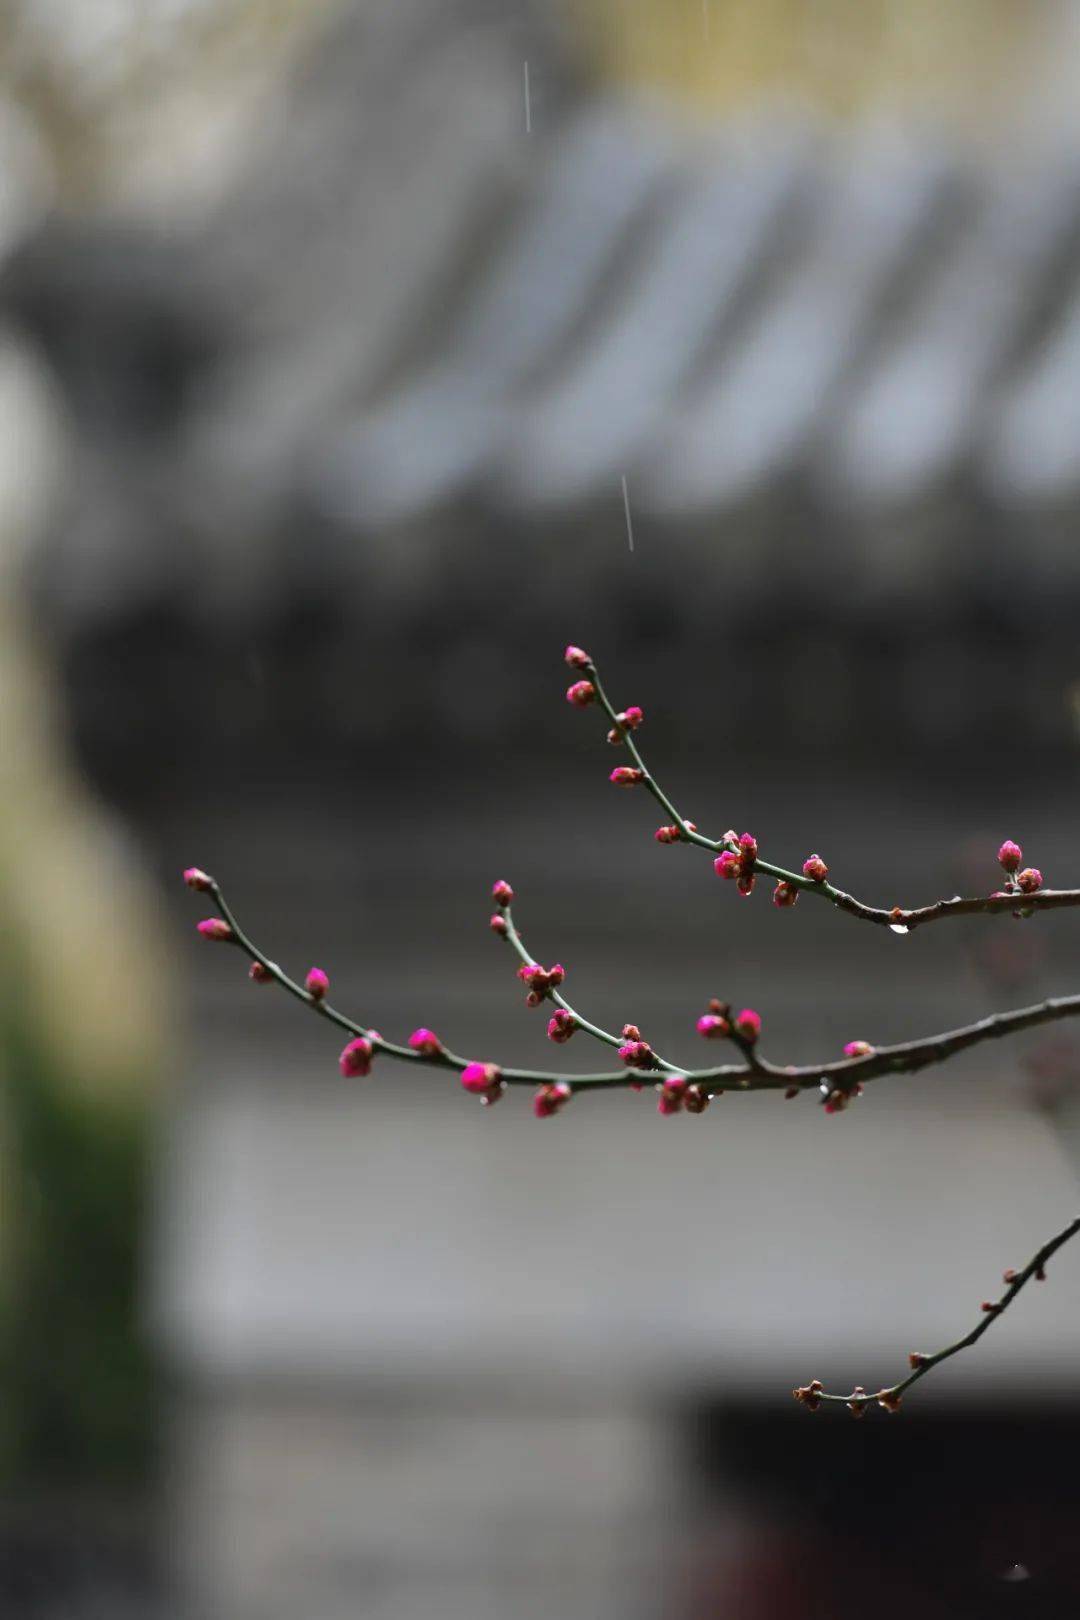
[191,876,1080,1097]
[795,1214,1080,1415]
[582,654,1080,931]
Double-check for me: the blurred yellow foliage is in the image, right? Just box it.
[567,0,1046,134]
[0,336,171,1101]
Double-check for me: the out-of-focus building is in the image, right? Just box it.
[6,2,1080,1616]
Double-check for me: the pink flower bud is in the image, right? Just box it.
[655,825,679,843]
[620,706,644,730]
[802,854,828,883]
[305,967,329,1000]
[197,917,233,942]
[339,1036,374,1078]
[564,645,591,669]
[772,881,798,908]
[547,1009,576,1043]
[997,840,1023,873]
[517,962,565,1002]
[491,879,514,907]
[734,1008,761,1043]
[409,1027,443,1056]
[621,1024,641,1040]
[696,1013,730,1039]
[249,961,273,985]
[619,1039,655,1068]
[738,832,758,863]
[609,766,644,786]
[843,1040,873,1059]
[714,852,740,880]
[683,1084,710,1114]
[533,1081,572,1118]
[566,680,596,707]
[1017,867,1043,894]
[736,873,756,897]
[184,866,214,891]
[490,913,508,935]
[657,1075,688,1115]
[461,1060,501,1095]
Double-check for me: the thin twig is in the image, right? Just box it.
[796,1214,1080,1415]
[583,654,1080,931]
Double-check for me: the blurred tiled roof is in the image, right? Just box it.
[8,5,1080,781]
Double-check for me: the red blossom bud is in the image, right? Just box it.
[409,1027,443,1056]
[621,1024,641,1040]
[843,1040,873,1059]
[533,1080,572,1118]
[184,866,214,891]
[907,1351,928,1369]
[566,680,596,707]
[738,832,758,864]
[657,1075,688,1116]
[620,706,644,729]
[249,961,274,985]
[305,967,329,1001]
[736,873,756,897]
[197,917,233,942]
[492,879,514,907]
[793,1379,823,1412]
[997,840,1023,872]
[564,645,591,669]
[696,1013,730,1039]
[784,1085,800,1100]
[489,913,508,935]
[339,1036,374,1078]
[610,766,644,786]
[1002,1268,1018,1285]
[461,1061,502,1096]
[877,1390,902,1413]
[802,854,828,883]
[655,825,680,844]
[547,1009,576,1043]
[619,1039,655,1068]
[714,851,740,880]
[734,1008,761,1043]
[1016,867,1043,894]
[772,881,798,908]
[980,1300,1001,1314]
[684,1084,710,1114]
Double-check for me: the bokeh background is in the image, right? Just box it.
[6,3,1080,1617]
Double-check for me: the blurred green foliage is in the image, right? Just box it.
[0,1006,155,1488]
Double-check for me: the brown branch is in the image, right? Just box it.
[575,650,1077,931]
[795,1214,1080,1416]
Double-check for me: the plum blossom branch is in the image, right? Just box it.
[794,1214,1080,1416]
[565,646,1080,930]
[185,869,1080,1108]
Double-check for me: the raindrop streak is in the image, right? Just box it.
[889,923,910,935]
[523,61,531,135]
[622,474,635,552]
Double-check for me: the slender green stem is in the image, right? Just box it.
[585,655,1080,929]
[497,903,682,1073]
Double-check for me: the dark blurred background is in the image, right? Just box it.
[5,3,1080,1617]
